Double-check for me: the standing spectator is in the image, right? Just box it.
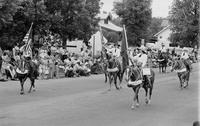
[160,43,167,53]
[0,47,3,79]
[171,47,176,58]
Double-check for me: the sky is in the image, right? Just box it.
[100,0,173,18]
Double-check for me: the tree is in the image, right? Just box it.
[45,0,100,47]
[113,0,152,46]
[169,0,199,48]
[0,0,48,49]
[0,0,22,49]
[148,17,163,36]
[102,30,120,43]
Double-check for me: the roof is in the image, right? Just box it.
[99,21,123,32]
[154,25,170,37]
[96,12,110,20]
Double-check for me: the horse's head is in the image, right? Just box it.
[17,59,29,73]
[125,66,142,82]
[107,58,116,69]
[170,59,181,72]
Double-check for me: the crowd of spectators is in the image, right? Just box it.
[0,36,199,81]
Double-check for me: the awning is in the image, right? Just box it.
[99,21,123,32]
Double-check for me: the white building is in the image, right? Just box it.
[154,25,172,49]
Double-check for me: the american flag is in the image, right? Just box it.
[121,25,129,70]
[20,23,33,58]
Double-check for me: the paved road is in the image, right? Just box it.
[0,63,199,126]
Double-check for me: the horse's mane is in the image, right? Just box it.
[129,66,142,81]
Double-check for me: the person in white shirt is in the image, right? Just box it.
[130,47,148,68]
[180,48,192,71]
[160,43,167,53]
[180,49,189,60]
[111,44,121,58]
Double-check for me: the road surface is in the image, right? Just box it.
[0,63,199,126]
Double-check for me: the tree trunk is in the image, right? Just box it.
[62,36,67,49]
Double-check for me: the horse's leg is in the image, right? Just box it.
[143,85,149,104]
[105,72,107,83]
[148,80,153,104]
[20,77,27,95]
[131,86,140,109]
[149,77,154,104]
[178,74,183,89]
[28,78,35,93]
[159,64,161,73]
[185,71,190,88]
[131,87,136,109]
[108,73,112,91]
[32,79,36,92]
[135,89,140,107]
[117,72,123,89]
[114,73,119,90]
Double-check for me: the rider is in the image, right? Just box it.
[180,48,192,71]
[160,43,167,53]
[129,46,151,87]
[130,46,148,68]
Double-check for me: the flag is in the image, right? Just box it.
[99,26,106,59]
[121,25,129,70]
[21,23,33,58]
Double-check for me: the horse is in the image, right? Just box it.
[157,51,168,73]
[106,57,123,91]
[170,59,191,89]
[125,65,155,109]
[16,58,38,95]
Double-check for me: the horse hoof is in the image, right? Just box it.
[145,99,149,104]
[148,100,151,104]
[20,92,24,95]
[32,89,36,92]
[135,103,140,107]
[131,105,135,110]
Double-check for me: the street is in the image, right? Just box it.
[0,63,199,126]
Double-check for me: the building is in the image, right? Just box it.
[96,12,123,32]
[154,25,172,49]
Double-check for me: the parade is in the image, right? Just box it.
[0,0,199,126]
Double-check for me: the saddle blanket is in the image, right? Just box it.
[128,80,143,86]
[158,59,164,62]
[16,68,28,74]
[142,68,151,75]
[107,67,119,72]
[175,68,187,73]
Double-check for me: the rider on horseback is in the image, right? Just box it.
[129,46,151,87]
[180,48,192,71]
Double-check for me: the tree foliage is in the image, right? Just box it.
[113,0,152,46]
[0,0,101,49]
[169,0,199,47]
[148,17,163,36]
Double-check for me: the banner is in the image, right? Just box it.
[21,23,33,58]
[121,25,129,70]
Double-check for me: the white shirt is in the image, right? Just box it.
[131,53,148,67]
[111,47,120,57]
[160,47,166,53]
[181,52,189,59]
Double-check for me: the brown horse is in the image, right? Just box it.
[16,58,38,95]
[157,51,168,73]
[125,66,155,109]
[106,57,123,91]
[170,59,191,89]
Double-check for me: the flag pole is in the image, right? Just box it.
[123,25,128,49]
